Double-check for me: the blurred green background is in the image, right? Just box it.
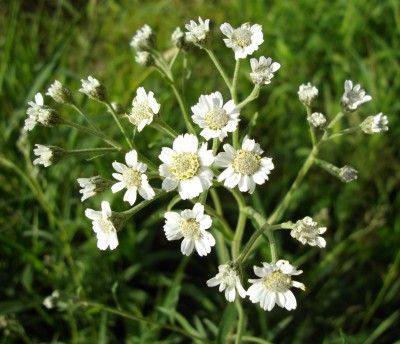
[1,0,399,343]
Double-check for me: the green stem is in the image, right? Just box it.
[123,189,166,217]
[236,86,260,110]
[66,147,118,156]
[229,188,248,259]
[205,48,232,89]
[153,120,179,138]
[306,106,317,147]
[71,103,99,132]
[327,111,344,129]
[63,119,121,149]
[105,101,134,149]
[324,126,360,141]
[235,298,245,344]
[170,83,195,134]
[137,152,158,173]
[232,59,241,103]
[203,204,234,241]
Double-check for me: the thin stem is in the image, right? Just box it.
[236,86,260,110]
[153,120,179,139]
[203,204,234,240]
[327,111,344,129]
[212,138,220,155]
[63,119,121,149]
[205,48,232,89]
[231,59,241,103]
[66,147,118,156]
[234,298,245,344]
[137,152,158,173]
[71,103,99,132]
[306,106,317,147]
[229,188,248,259]
[169,49,180,69]
[123,189,166,217]
[170,83,195,134]
[324,126,360,141]
[105,101,134,149]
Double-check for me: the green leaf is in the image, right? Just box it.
[217,303,237,344]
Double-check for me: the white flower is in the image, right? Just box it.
[46,80,73,104]
[206,263,247,302]
[163,203,215,256]
[25,93,61,131]
[111,150,155,206]
[79,76,107,102]
[33,144,65,167]
[220,22,263,60]
[361,113,389,134]
[135,51,154,67]
[185,17,210,47]
[291,216,327,248]
[191,91,240,141]
[215,137,274,194]
[127,87,160,131]
[85,201,119,250]
[247,260,305,311]
[130,24,155,51]
[298,82,318,106]
[307,112,327,129]
[338,165,358,183]
[77,176,111,202]
[340,80,372,112]
[172,27,189,50]
[250,56,281,86]
[159,134,214,200]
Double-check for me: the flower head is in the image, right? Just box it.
[247,260,305,311]
[298,82,318,107]
[207,263,247,302]
[361,113,389,134]
[220,22,263,60]
[250,56,280,86]
[135,51,155,67]
[33,144,65,167]
[77,176,112,202]
[291,216,327,248]
[159,134,214,200]
[338,165,358,183]
[215,137,274,194]
[46,80,74,104]
[85,201,126,250]
[128,87,160,131]
[185,17,210,48]
[172,27,190,51]
[79,76,107,102]
[130,24,155,51]
[163,203,215,256]
[307,112,327,129]
[25,93,63,131]
[111,150,155,206]
[340,80,372,112]
[191,91,240,141]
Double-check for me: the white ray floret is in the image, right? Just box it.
[191,91,240,141]
[340,80,372,112]
[128,87,160,132]
[185,17,210,47]
[247,260,305,311]
[159,134,214,200]
[215,136,274,194]
[220,22,263,60]
[111,150,155,206]
[291,216,327,248]
[360,113,389,134]
[163,203,215,256]
[250,56,281,86]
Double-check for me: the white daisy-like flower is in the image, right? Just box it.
[163,203,215,256]
[159,134,214,200]
[85,201,119,250]
[360,113,389,134]
[77,176,112,202]
[191,91,240,141]
[298,82,318,106]
[220,22,263,60]
[340,80,372,112]
[46,80,73,104]
[127,87,160,132]
[307,112,327,129]
[206,263,247,302]
[185,17,210,47]
[79,76,107,102]
[291,216,327,248]
[215,137,274,194]
[33,144,65,167]
[25,93,62,131]
[111,150,155,206]
[130,24,155,51]
[250,56,281,86]
[247,260,305,311]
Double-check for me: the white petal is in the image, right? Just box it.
[111,181,125,193]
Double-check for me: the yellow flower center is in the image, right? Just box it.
[129,100,153,125]
[205,107,230,130]
[232,150,260,175]
[169,153,199,180]
[262,271,292,292]
[122,168,142,188]
[179,218,202,239]
[232,27,252,48]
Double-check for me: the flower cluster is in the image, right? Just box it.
[26,16,390,320]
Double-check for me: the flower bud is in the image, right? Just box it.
[46,80,74,105]
[130,24,156,51]
[33,144,66,167]
[77,176,113,202]
[171,27,190,51]
[360,113,389,134]
[338,165,358,183]
[298,82,318,106]
[185,17,211,48]
[307,112,327,129]
[135,51,155,67]
[79,76,107,102]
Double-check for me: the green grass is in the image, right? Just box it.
[1,0,399,343]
